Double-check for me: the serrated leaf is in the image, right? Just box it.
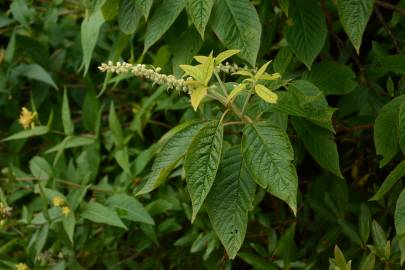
[144,0,185,53]
[210,0,261,66]
[206,146,256,259]
[374,95,405,167]
[2,126,49,141]
[190,86,208,111]
[185,120,223,222]
[227,83,246,103]
[137,120,208,195]
[106,194,154,225]
[215,49,240,64]
[255,84,278,104]
[337,0,374,53]
[80,4,105,75]
[118,0,141,34]
[284,0,327,69]
[186,0,215,38]
[291,118,342,178]
[81,201,127,229]
[302,61,357,95]
[242,121,298,214]
[135,0,154,20]
[395,188,405,265]
[370,160,405,201]
[62,89,74,135]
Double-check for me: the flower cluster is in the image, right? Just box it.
[18,107,37,129]
[15,263,29,270]
[52,196,70,217]
[98,61,189,93]
[0,202,12,219]
[216,62,243,74]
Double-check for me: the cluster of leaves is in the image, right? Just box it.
[2,0,405,269]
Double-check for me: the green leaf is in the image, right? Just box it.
[63,212,76,243]
[2,126,49,141]
[16,64,58,89]
[358,204,371,243]
[370,160,405,200]
[135,0,154,20]
[80,4,105,75]
[337,0,374,53]
[62,89,74,135]
[291,118,342,178]
[185,120,223,222]
[371,220,387,258]
[137,120,208,195]
[106,194,154,225]
[186,0,215,38]
[302,61,357,95]
[399,102,405,155]
[81,201,127,229]
[29,156,53,181]
[210,0,261,66]
[242,121,298,214]
[143,0,185,53]
[227,83,246,103]
[380,54,405,74]
[238,252,278,270]
[395,188,405,265]
[374,95,405,167]
[359,253,375,270]
[109,102,124,145]
[273,46,293,74]
[118,0,141,34]
[284,0,327,69]
[102,0,119,21]
[206,146,256,259]
[337,219,363,246]
[45,135,97,153]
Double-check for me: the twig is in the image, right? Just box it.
[376,0,405,17]
[374,7,401,53]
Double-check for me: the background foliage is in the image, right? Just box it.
[1,0,405,269]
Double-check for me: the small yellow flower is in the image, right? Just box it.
[52,196,64,207]
[18,107,37,129]
[15,263,29,270]
[62,206,70,216]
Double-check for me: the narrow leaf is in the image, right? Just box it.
[81,201,127,229]
[370,160,405,200]
[62,89,74,135]
[255,84,278,104]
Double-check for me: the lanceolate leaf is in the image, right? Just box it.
[291,118,342,178]
[81,201,127,229]
[137,120,209,195]
[106,194,154,225]
[398,102,405,155]
[186,0,215,38]
[374,95,405,167]
[62,89,74,135]
[370,160,405,201]
[284,0,327,69]
[206,146,256,259]
[395,188,405,265]
[185,120,223,222]
[2,126,49,141]
[144,0,185,53]
[242,121,298,214]
[210,0,261,66]
[337,0,374,54]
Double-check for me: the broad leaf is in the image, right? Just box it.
[81,201,127,229]
[190,86,207,110]
[284,0,327,69]
[380,54,405,74]
[135,0,154,20]
[80,4,105,75]
[337,0,374,53]
[395,188,405,265]
[206,146,256,259]
[118,0,141,34]
[144,0,185,53]
[185,120,223,222]
[106,194,154,225]
[186,0,215,38]
[29,156,53,181]
[291,118,342,178]
[370,160,405,201]
[242,121,298,214]
[302,61,357,95]
[137,120,208,195]
[374,95,405,167]
[210,0,261,66]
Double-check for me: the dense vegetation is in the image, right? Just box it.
[1,0,405,269]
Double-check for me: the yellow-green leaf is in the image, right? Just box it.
[215,49,240,64]
[255,84,278,104]
[227,83,246,103]
[194,55,209,63]
[201,52,215,85]
[232,70,253,77]
[190,86,208,111]
[180,64,205,82]
[259,72,281,81]
[255,61,272,80]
